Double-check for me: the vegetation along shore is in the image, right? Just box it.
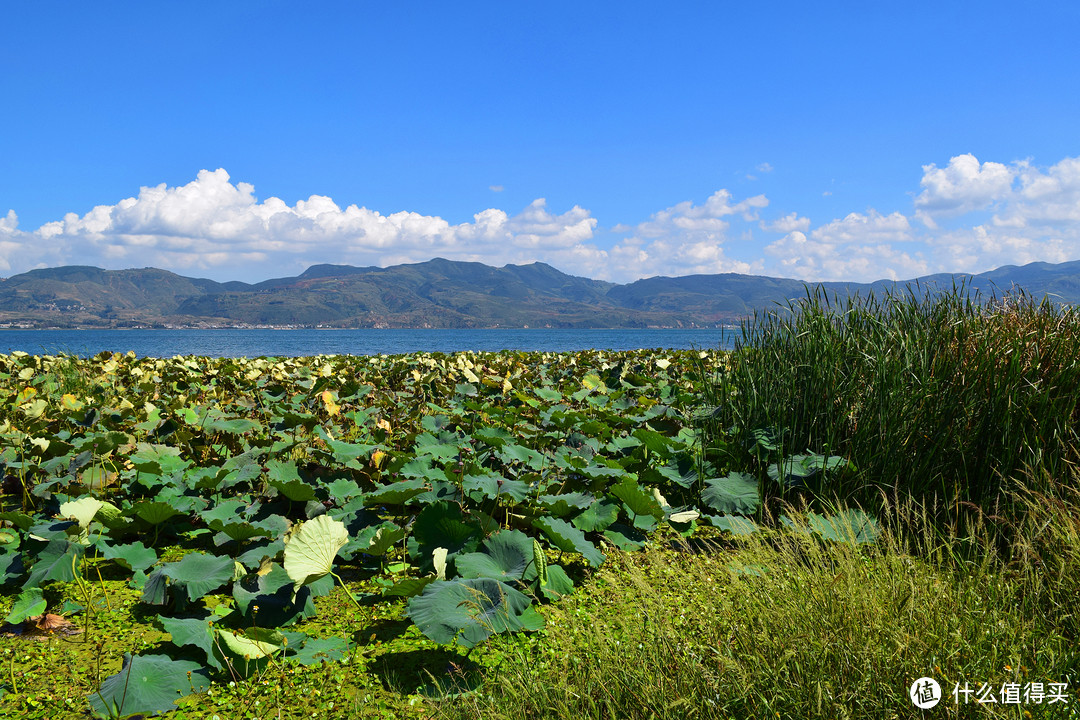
[0,285,1078,719]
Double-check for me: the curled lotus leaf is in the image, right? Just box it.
[283,515,349,589]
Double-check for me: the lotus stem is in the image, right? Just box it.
[329,570,362,610]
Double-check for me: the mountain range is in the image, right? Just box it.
[1,257,1078,329]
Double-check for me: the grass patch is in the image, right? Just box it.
[439,493,1080,719]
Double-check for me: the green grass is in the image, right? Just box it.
[436,489,1080,719]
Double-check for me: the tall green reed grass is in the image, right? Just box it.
[705,284,1080,512]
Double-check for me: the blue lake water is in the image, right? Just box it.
[0,328,738,358]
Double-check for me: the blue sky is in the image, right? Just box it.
[2,1,1079,283]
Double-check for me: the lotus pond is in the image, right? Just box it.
[3,347,859,718]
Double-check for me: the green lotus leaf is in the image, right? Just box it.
[265,458,302,484]
[0,551,23,584]
[140,568,169,605]
[0,511,34,531]
[533,387,563,402]
[397,456,434,478]
[233,563,317,627]
[131,442,190,475]
[496,443,544,470]
[364,522,406,556]
[185,465,229,491]
[158,615,220,669]
[202,412,262,435]
[456,530,537,582]
[538,492,595,517]
[287,636,351,665]
[0,528,17,550]
[539,564,574,601]
[462,473,530,502]
[533,517,605,567]
[161,552,236,602]
[132,501,183,526]
[87,653,211,718]
[200,498,248,526]
[610,477,664,520]
[5,586,46,624]
[381,576,437,598]
[701,472,761,516]
[632,428,675,454]
[364,478,428,506]
[412,501,483,559]
[606,434,641,453]
[326,478,363,501]
[707,514,759,536]
[236,538,286,570]
[652,457,699,489]
[25,539,84,589]
[572,498,620,533]
[103,541,158,575]
[602,523,648,551]
[270,477,317,502]
[581,463,629,481]
[808,509,880,545]
[211,520,272,544]
[768,453,852,488]
[315,428,381,464]
[415,433,462,461]
[474,426,513,446]
[406,578,535,648]
[283,515,349,589]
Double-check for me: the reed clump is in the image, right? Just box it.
[708,284,1080,513]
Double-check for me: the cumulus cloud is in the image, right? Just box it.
[763,212,811,234]
[604,190,769,278]
[764,210,925,281]
[8,170,608,282]
[995,156,1080,227]
[911,155,1080,275]
[915,153,1015,227]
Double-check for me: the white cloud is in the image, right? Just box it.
[914,155,1080,275]
[630,190,767,238]
[489,185,504,193]
[915,153,1015,227]
[996,156,1080,227]
[763,212,811,233]
[757,162,774,173]
[8,170,606,282]
[1,210,18,233]
[764,211,925,281]
[602,190,769,278]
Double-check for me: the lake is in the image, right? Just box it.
[0,328,738,358]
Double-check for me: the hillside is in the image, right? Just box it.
[0,257,1077,328]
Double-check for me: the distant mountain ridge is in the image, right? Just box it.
[1,257,1078,329]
